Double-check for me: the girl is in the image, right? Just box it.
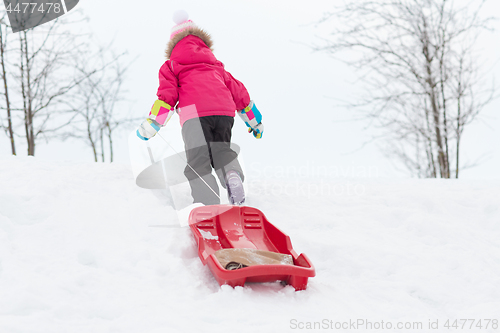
[137,10,264,206]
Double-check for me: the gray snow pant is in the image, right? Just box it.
[182,116,244,205]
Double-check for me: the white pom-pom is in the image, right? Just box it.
[173,10,189,24]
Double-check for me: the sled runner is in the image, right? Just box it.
[188,205,315,290]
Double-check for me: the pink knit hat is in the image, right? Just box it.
[170,10,195,40]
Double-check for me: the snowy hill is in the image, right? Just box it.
[0,156,499,333]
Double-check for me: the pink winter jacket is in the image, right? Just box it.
[157,35,250,126]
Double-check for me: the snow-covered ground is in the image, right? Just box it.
[0,156,499,332]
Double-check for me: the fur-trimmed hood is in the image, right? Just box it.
[165,26,213,59]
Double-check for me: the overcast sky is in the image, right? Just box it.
[2,0,499,180]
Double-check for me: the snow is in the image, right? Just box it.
[199,229,218,241]
[1,156,499,332]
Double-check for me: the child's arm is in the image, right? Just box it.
[157,62,179,105]
[224,71,264,139]
[223,71,250,110]
[137,62,178,141]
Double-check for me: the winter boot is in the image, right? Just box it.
[225,170,245,205]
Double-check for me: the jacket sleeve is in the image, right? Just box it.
[223,70,251,110]
[156,61,179,107]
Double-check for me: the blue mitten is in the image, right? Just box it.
[237,100,264,139]
[137,118,161,141]
[136,100,174,141]
[247,123,264,139]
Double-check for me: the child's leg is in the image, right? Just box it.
[182,118,220,205]
[209,116,244,186]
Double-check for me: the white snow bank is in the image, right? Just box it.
[0,156,499,333]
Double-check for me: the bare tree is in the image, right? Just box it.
[15,19,86,156]
[64,45,137,162]
[1,10,134,161]
[0,14,15,155]
[316,0,496,178]
[0,10,94,156]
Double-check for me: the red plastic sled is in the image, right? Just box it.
[188,205,315,291]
